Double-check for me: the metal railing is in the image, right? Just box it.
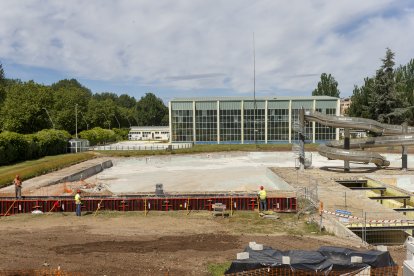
[89,143,193,151]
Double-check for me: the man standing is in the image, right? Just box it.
[13,175,22,199]
[75,190,82,216]
[258,186,267,211]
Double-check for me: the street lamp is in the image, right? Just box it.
[79,111,89,130]
[102,113,110,129]
[42,107,55,129]
[126,116,132,128]
[75,104,78,138]
[114,114,121,129]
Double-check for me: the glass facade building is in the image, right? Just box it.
[169,96,340,144]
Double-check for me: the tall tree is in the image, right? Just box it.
[348,78,374,118]
[0,62,6,106]
[370,48,402,123]
[312,73,340,98]
[135,93,168,126]
[0,81,54,133]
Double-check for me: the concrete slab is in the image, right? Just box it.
[0,157,112,195]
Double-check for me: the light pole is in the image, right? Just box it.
[114,114,121,129]
[42,107,55,129]
[102,113,110,129]
[79,111,89,130]
[75,104,78,138]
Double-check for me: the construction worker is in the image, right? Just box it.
[13,175,22,199]
[258,186,267,211]
[75,190,82,216]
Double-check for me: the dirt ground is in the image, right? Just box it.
[0,211,405,276]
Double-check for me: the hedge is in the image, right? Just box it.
[0,129,71,165]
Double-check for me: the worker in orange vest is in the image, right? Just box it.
[258,186,267,211]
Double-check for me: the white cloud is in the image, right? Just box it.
[0,0,413,97]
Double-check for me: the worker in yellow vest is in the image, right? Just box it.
[258,186,267,211]
[75,190,82,216]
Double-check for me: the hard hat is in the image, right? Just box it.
[260,186,264,190]
[77,189,81,193]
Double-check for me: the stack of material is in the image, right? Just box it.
[212,203,227,217]
[226,246,396,274]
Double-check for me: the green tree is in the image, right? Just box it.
[348,78,374,118]
[312,73,340,97]
[0,82,54,133]
[135,93,168,126]
[370,48,402,123]
[0,62,6,106]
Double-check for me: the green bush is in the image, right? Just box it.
[0,131,29,165]
[0,129,71,165]
[79,127,117,146]
[113,128,129,141]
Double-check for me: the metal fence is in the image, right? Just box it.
[89,143,193,151]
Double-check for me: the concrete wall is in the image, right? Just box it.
[46,160,113,186]
[266,168,294,191]
[321,215,364,245]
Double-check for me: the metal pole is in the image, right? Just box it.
[114,115,121,129]
[75,104,78,139]
[402,122,408,171]
[42,107,55,129]
[253,32,257,146]
[344,128,350,172]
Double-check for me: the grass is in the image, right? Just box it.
[207,262,232,276]
[0,152,96,188]
[96,143,320,157]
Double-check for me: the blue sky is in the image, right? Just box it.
[1,0,414,103]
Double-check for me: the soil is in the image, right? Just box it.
[0,212,405,276]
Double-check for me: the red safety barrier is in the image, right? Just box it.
[0,196,296,216]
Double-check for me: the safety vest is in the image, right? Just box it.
[74,193,81,204]
[258,190,267,200]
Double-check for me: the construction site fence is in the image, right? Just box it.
[0,196,297,216]
[225,266,401,276]
[89,142,193,151]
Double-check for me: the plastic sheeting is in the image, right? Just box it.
[225,246,396,274]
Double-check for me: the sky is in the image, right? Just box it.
[0,0,414,103]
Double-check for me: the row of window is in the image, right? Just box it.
[171,108,336,142]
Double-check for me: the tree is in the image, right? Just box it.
[0,81,54,133]
[135,93,168,126]
[370,48,402,123]
[0,62,6,106]
[348,78,374,118]
[312,73,340,97]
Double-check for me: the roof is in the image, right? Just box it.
[129,126,169,131]
[170,96,339,102]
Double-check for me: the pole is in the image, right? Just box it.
[253,32,257,146]
[344,128,350,172]
[114,115,121,129]
[42,108,55,129]
[75,104,78,139]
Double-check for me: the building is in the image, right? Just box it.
[128,126,170,141]
[169,96,340,144]
[340,97,351,115]
[68,138,90,153]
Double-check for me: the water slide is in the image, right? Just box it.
[304,110,414,167]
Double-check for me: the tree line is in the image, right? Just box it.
[0,66,169,135]
[312,48,414,125]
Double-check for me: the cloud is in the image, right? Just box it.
[0,0,413,98]
[164,73,226,81]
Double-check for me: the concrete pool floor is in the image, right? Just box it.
[86,151,414,194]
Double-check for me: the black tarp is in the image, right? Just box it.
[225,246,396,274]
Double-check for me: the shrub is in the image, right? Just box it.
[79,127,117,146]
